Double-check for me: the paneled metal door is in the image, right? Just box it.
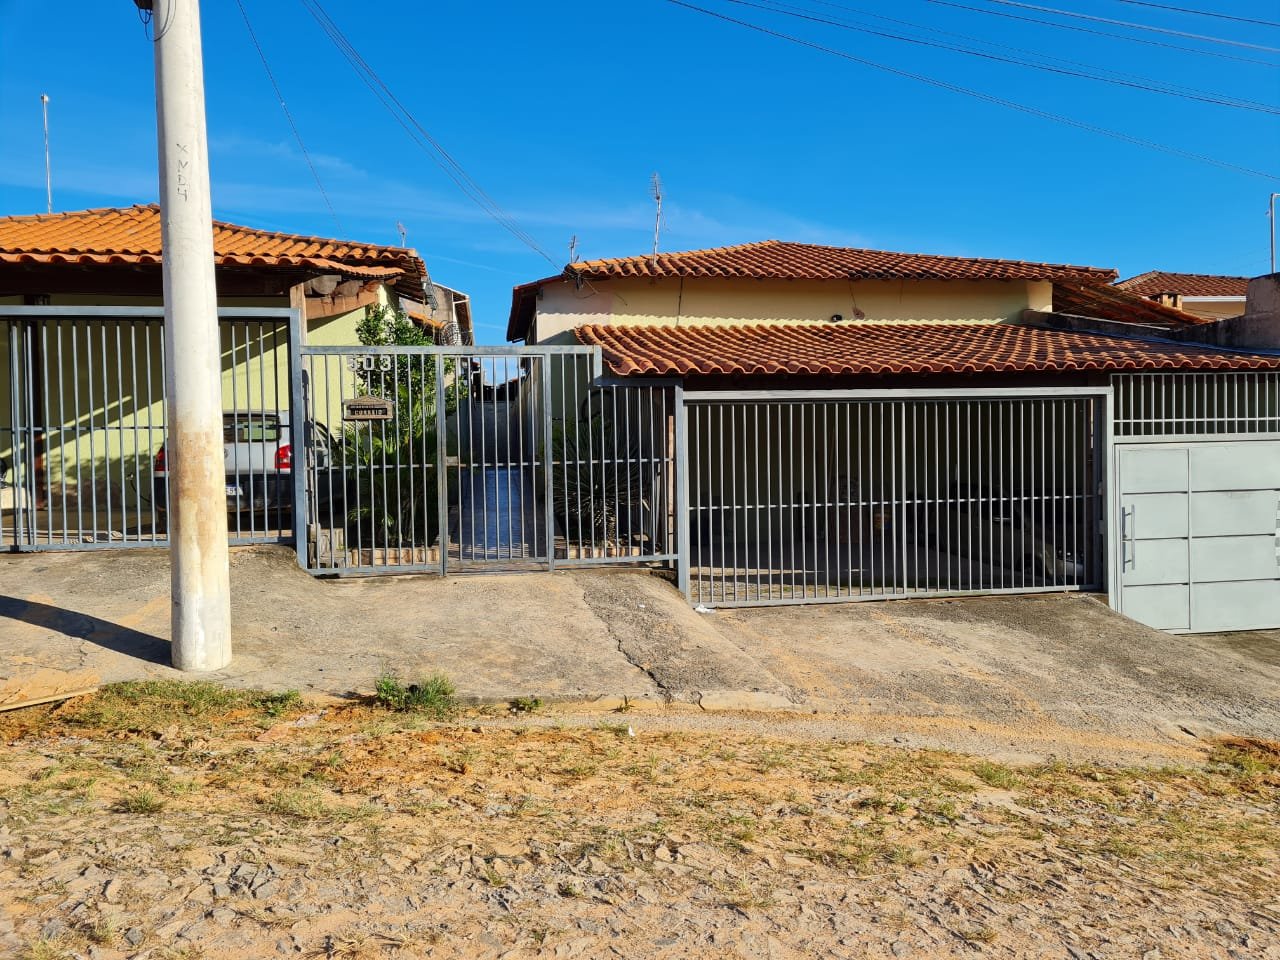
[1116,440,1280,632]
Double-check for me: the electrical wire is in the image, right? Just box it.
[1111,0,1280,30]
[234,0,344,235]
[297,0,560,269]
[924,0,1280,67]
[736,0,1280,113]
[794,0,1280,107]
[979,0,1280,53]
[663,0,1279,181]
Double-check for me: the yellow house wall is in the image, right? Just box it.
[532,277,1053,344]
[1177,298,1246,321]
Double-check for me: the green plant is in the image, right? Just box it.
[374,672,457,717]
[510,696,542,714]
[65,680,301,730]
[973,762,1021,790]
[115,789,165,815]
[339,304,465,550]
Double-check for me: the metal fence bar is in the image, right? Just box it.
[1113,371,1280,438]
[1,308,295,553]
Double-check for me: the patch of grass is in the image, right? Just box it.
[1209,736,1280,787]
[442,749,476,775]
[261,787,371,822]
[374,672,457,717]
[959,925,999,944]
[556,880,581,898]
[21,940,68,960]
[509,696,543,714]
[973,761,1021,790]
[84,915,119,946]
[64,680,302,730]
[114,788,165,815]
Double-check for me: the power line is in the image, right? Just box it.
[796,0,1279,108]
[234,0,343,235]
[924,0,1280,67]
[297,0,560,269]
[737,0,1280,114]
[979,0,1280,53]
[663,0,1279,181]
[1111,0,1280,30]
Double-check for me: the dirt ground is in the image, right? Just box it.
[2,547,1278,764]
[0,684,1277,960]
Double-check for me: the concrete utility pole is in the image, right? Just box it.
[147,0,232,670]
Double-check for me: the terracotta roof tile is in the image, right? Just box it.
[508,240,1119,339]
[568,240,1118,284]
[1052,282,1213,327]
[576,322,1280,379]
[1116,271,1249,298]
[0,204,425,294]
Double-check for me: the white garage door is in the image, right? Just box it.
[1116,441,1280,633]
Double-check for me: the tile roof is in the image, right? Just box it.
[576,322,1280,379]
[567,240,1118,284]
[0,204,426,294]
[1051,282,1213,327]
[508,240,1118,340]
[1115,271,1249,298]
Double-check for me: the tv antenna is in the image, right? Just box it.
[395,221,407,247]
[40,94,52,213]
[568,234,579,264]
[650,172,663,259]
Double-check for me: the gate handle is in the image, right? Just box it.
[1121,504,1136,570]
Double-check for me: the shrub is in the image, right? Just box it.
[374,672,457,718]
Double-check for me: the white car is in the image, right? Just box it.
[153,411,332,520]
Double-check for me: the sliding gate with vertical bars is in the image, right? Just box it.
[683,388,1108,607]
[295,344,679,575]
[2,306,297,551]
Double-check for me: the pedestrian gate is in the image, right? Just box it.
[295,345,679,575]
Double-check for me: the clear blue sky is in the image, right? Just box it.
[1,0,1277,342]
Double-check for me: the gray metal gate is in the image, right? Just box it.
[2,306,296,551]
[296,344,678,575]
[1112,371,1280,632]
[682,388,1108,607]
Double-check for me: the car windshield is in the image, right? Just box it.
[223,415,281,444]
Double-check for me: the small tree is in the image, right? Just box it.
[340,304,463,550]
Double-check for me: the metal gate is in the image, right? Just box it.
[2,306,296,552]
[1112,371,1280,632]
[682,388,1108,607]
[295,344,679,575]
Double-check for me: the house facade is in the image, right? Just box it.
[507,241,1280,635]
[508,240,1121,345]
[1,205,471,545]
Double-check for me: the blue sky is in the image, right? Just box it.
[1,0,1277,342]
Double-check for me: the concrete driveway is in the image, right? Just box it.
[1,546,1276,763]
